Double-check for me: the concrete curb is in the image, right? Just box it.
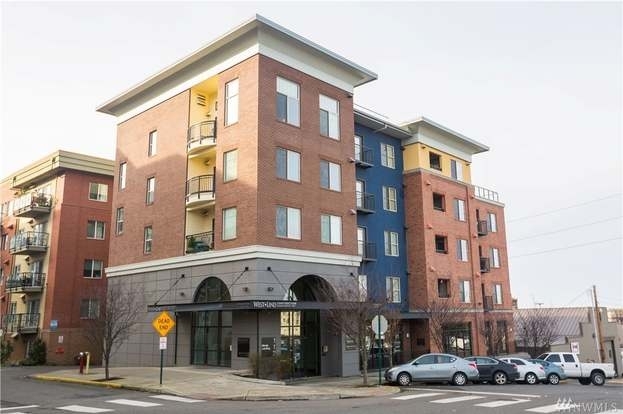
[30,374,123,389]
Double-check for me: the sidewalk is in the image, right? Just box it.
[31,366,400,401]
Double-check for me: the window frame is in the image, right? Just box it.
[225,78,239,126]
[146,177,155,205]
[437,279,450,298]
[488,212,498,232]
[433,192,445,211]
[320,160,341,192]
[429,152,442,171]
[386,276,401,303]
[80,298,100,319]
[222,207,237,241]
[276,205,301,240]
[86,220,105,240]
[148,130,157,156]
[454,199,466,221]
[380,143,396,168]
[83,259,104,278]
[88,183,108,202]
[450,159,463,180]
[459,280,471,303]
[320,214,342,245]
[382,186,397,212]
[435,235,448,254]
[494,284,503,305]
[119,162,127,190]
[276,77,300,127]
[457,239,469,262]
[490,247,501,268]
[115,207,124,235]
[276,147,301,182]
[223,149,238,182]
[319,94,339,139]
[143,225,153,253]
[384,230,399,256]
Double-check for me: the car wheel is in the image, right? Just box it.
[397,372,411,386]
[493,371,508,385]
[452,372,467,386]
[591,372,605,386]
[578,378,591,385]
[525,372,538,385]
[547,373,560,385]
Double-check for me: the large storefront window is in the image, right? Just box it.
[443,323,472,357]
[192,277,232,366]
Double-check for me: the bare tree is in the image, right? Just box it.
[423,300,470,354]
[382,306,403,368]
[514,310,560,357]
[481,320,509,356]
[83,281,143,380]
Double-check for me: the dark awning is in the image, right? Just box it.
[147,300,360,313]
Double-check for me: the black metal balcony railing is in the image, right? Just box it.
[356,192,375,213]
[3,313,40,333]
[6,272,45,291]
[186,231,214,254]
[9,232,49,254]
[358,241,377,261]
[13,193,52,218]
[474,185,500,203]
[185,175,215,202]
[480,257,491,273]
[354,144,374,167]
[187,120,217,151]
[477,220,489,236]
[483,296,494,311]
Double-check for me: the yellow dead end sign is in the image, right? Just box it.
[152,311,175,337]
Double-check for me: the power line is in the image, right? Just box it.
[507,193,621,223]
[509,216,622,242]
[510,237,622,259]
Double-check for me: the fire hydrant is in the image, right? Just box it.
[78,352,85,374]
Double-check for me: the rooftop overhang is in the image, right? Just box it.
[149,300,372,313]
[97,15,377,119]
[354,108,412,140]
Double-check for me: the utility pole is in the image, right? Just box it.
[592,285,606,363]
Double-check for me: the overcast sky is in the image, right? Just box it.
[1,2,621,309]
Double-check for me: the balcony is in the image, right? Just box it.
[358,241,377,262]
[186,175,215,209]
[186,231,214,254]
[483,296,493,311]
[9,232,49,255]
[477,220,489,236]
[6,272,45,293]
[354,144,374,167]
[187,120,217,156]
[13,193,52,218]
[3,313,40,334]
[356,192,375,213]
[474,185,500,203]
[480,257,491,273]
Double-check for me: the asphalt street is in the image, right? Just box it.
[1,366,622,414]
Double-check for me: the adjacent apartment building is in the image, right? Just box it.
[96,15,513,375]
[0,151,114,364]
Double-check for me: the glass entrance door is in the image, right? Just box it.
[191,310,232,366]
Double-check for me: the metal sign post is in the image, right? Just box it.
[371,313,388,386]
[152,311,175,386]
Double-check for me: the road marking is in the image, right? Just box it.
[150,395,204,403]
[0,406,39,412]
[431,395,485,404]
[526,404,580,413]
[408,387,541,399]
[393,392,445,400]
[475,399,530,408]
[106,399,161,407]
[57,406,113,413]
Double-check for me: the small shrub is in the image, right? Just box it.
[0,340,13,365]
[23,338,46,365]
[249,353,293,380]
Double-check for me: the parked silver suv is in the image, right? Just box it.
[385,353,480,386]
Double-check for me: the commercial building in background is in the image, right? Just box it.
[96,15,513,375]
[0,151,114,364]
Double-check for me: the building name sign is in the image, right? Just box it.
[252,301,296,309]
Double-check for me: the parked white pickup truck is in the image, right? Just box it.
[536,352,616,385]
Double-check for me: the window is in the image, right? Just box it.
[223,150,238,182]
[119,162,127,190]
[148,130,157,156]
[237,337,250,358]
[83,259,103,278]
[358,274,368,301]
[354,135,363,162]
[222,207,237,240]
[386,277,401,303]
[143,226,153,253]
[494,284,503,304]
[320,214,341,245]
[276,148,301,182]
[563,354,575,363]
[384,231,399,256]
[225,79,239,126]
[490,247,501,268]
[276,77,300,126]
[454,199,466,221]
[438,279,450,298]
[429,152,442,171]
[459,280,471,303]
[435,235,448,253]
[546,354,561,363]
[320,160,341,191]
[276,206,301,240]
[433,193,445,211]
[457,239,469,262]
[115,207,124,235]
[450,159,463,180]
[356,180,365,209]
[488,212,498,232]
[88,183,108,202]
[80,298,100,319]
[319,94,339,139]
[146,177,155,204]
[380,143,395,168]
[382,186,397,212]
[87,220,105,240]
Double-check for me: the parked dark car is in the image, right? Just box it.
[464,356,520,385]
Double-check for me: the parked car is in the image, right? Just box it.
[536,352,616,386]
[464,356,520,385]
[498,357,546,384]
[528,358,568,385]
[385,353,479,386]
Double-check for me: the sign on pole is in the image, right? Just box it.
[371,315,388,335]
[152,311,175,337]
[159,337,167,350]
[570,341,580,354]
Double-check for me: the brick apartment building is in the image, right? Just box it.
[0,151,114,364]
[96,15,514,375]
